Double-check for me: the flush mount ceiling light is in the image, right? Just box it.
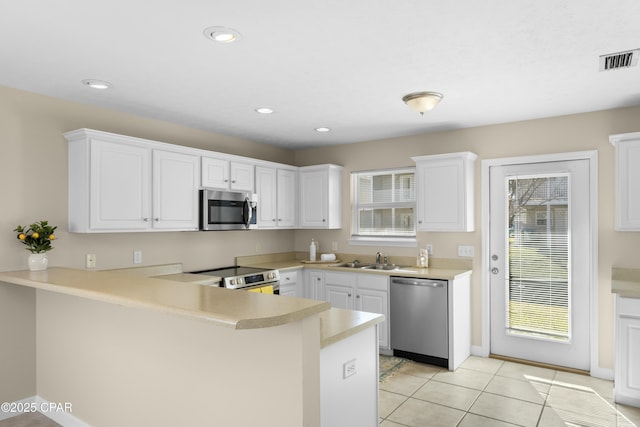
[402,91,443,115]
[315,127,331,132]
[255,107,274,114]
[81,79,112,90]
[203,26,242,43]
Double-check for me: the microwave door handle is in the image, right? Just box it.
[243,197,252,228]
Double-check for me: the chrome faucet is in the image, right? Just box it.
[376,252,384,265]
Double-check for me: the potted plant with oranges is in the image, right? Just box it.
[14,220,57,271]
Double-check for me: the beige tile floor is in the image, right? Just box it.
[380,356,640,427]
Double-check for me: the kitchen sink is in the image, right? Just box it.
[332,261,368,268]
[361,264,407,271]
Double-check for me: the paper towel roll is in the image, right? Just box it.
[320,253,336,261]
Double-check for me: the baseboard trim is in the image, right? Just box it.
[0,396,36,421]
[34,396,90,427]
[0,396,90,426]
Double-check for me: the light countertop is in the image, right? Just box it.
[319,308,383,348]
[0,267,329,330]
[612,267,640,298]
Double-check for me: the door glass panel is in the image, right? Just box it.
[506,174,570,341]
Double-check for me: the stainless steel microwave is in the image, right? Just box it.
[199,190,257,231]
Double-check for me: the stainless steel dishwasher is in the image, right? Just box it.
[390,276,448,367]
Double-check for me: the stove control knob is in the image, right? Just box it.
[229,279,235,286]
[238,278,244,285]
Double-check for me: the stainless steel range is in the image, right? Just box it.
[191,266,280,294]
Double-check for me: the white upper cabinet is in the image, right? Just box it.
[152,150,200,230]
[610,132,640,231]
[202,157,254,192]
[66,129,200,233]
[255,166,297,228]
[299,164,343,229]
[412,152,477,232]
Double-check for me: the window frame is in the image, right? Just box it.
[349,167,418,247]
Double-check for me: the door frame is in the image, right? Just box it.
[480,150,602,377]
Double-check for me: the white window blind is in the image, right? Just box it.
[352,168,416,237]
[506,174,570,341]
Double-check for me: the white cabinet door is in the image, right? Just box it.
[325,271,356,309]
[89,139,151,231]
[230,161,255,192]
[413,152,477,232]
[255,166,296,228]
[356,274,390,349]
[299,164,342,229]
[304,269,324,300]
[255,166,277,227]
[610,133,640,230]
[201,157,229,189]
[277,169,297,227]
[152,150,200,230]
[615,296,640,406]
[202,157,254,192]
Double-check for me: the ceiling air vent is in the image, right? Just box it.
[599,49,639,71]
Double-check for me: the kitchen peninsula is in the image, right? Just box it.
[0,268,383,427]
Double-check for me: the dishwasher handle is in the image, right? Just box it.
[391,278,445,288]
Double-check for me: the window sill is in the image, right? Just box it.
[348,236,418,248]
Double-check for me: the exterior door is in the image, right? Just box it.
[489,159,591,370]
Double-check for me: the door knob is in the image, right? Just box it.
[491,254,499,261]
[491,267,499,274]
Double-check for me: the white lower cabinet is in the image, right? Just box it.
[323,271,390,349]
[279,269,300,297]
[303,269,325,300]
[615,295,640,407]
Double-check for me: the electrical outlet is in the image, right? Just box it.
[343,359,357,379]
[133,250,142,264]
[458,245,474,257]
[426,244,433,256]
[86,254,96,269]
[332,241,338,251]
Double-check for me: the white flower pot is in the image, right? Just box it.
[28,253,48,271]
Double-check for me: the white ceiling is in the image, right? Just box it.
[1,1,639,149]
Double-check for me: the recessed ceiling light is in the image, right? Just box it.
[255,107,274,114]
[203,26,242,43]
[81,79,112,90]
[315,127,331,132]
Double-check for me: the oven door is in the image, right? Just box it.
[245,282,280,295]
[200,190,257,230]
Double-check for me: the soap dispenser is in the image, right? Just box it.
[310,238,317,261]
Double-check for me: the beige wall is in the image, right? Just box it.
[0,85,296,273]
[294,106,640,371]
[0,283,36,404]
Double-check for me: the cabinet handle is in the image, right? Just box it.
[272,218,277,222]
[278,218,282,221]
[143,218,149,222]
[224,179,229,183]
[356,295,360,298]
[348,293,352,297]
[232,180,236,183]
[322,219,326,222]
[154,218,159,222]
[418,220,423,224]
[285,277,291,281]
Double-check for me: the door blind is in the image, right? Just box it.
[506,174,570,341]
